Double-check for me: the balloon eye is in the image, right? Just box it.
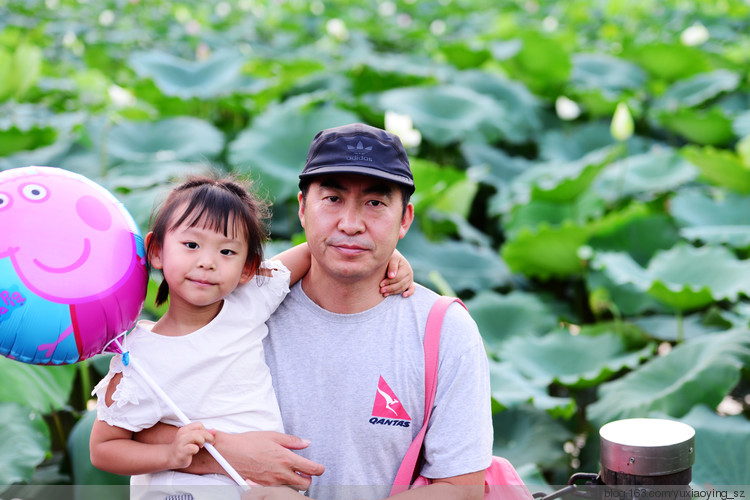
[0,192,11,211]
[21,183,48,202]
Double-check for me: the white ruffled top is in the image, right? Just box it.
[93,260,290,434]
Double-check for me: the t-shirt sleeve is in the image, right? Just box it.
[419,303,494,479]
[244,259,291,315]
[92,355,163,432]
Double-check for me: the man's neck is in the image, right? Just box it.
[300,267,385,314]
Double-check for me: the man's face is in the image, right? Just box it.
[299,174,414,285]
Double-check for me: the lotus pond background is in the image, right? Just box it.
[2,0,750,494]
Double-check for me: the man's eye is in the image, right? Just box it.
[326,196,340,203]
[369,200,384,207]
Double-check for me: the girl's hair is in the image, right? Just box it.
[147,173,270,307]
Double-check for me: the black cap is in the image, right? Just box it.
[299,123,414,194]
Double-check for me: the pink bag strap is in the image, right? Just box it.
[391,296,467,496]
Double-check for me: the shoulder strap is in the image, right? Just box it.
[391,296,467,495]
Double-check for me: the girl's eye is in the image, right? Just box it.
[184,242,198,249]
[220,249,235,256]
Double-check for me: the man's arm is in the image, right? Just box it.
[136,423,324,489]
[241,471,485,500]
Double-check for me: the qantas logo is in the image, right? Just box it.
[369,376,411,427]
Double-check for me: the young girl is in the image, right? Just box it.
[89,174,413,499]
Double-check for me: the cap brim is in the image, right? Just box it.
[299,165,415,192]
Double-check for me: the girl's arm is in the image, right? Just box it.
[381,248,415,298]
[270,243,311,286]
[89,375,214,475]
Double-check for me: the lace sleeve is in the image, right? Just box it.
[91,355,162,432]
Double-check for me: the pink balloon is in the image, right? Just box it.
[0,166,147,364]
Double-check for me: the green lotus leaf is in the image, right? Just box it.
[657,106,735,146]
[679,405,750,487]
[460,141,531,190]
[540,122,653,163]
[624,42,711,81]
[0,104,83,157]
[0,127,57,157]
[586,269,668,317]
[489,361,576,419]
[496,148,613,211]
[633,313,731,343]
[502,31,571,95]
[106,117,224,163]
[374,85,507,145]
[672,188,750,247]
[0,137,75,171]
[0,357,77,413]
[540,123,616,162]
[421,210,492,247]
[502,221,592,279]
[653,70,741,111]
[0,43,42,101]
[129,48,261,99]
[116,183,172,234]
[570,53,647,99]
[593,244,750,311]
[440,41,492,70]
[67,410,130,488]
[492,406,572,469]
[682,145,750,193]
[588,203,681,266]
[228,95,359,202]
[502,195,605,239]
[501,329,654,389]
[592,149,697,202]
[587,330,750,426]
[410,157,476,218]
[105,160,208,191]
[466,290,559,354]
[399,228,511,293]
[0,103,83,133]
[0,403,49,484]
[450,70,544,144]
[734,110,750,137]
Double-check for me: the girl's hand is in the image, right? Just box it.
[169,422,215,470]
[381,249,415,298]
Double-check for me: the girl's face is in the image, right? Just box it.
[148,211,254,312]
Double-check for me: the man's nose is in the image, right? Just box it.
[338,204,365,234]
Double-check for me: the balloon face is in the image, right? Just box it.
[0,166,147,364]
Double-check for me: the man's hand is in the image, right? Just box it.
[136,424,324,489]
[211,431,324,489]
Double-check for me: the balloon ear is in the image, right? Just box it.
[145,232,162,270]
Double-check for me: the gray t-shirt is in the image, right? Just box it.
[264,283,493,499]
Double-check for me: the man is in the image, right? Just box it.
[142,123,492,500]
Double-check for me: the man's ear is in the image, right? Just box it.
[297,191,306,229]
[145,232,163,270]
[398,203,414,239]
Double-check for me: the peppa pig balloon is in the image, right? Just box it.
[0,166,147,365]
